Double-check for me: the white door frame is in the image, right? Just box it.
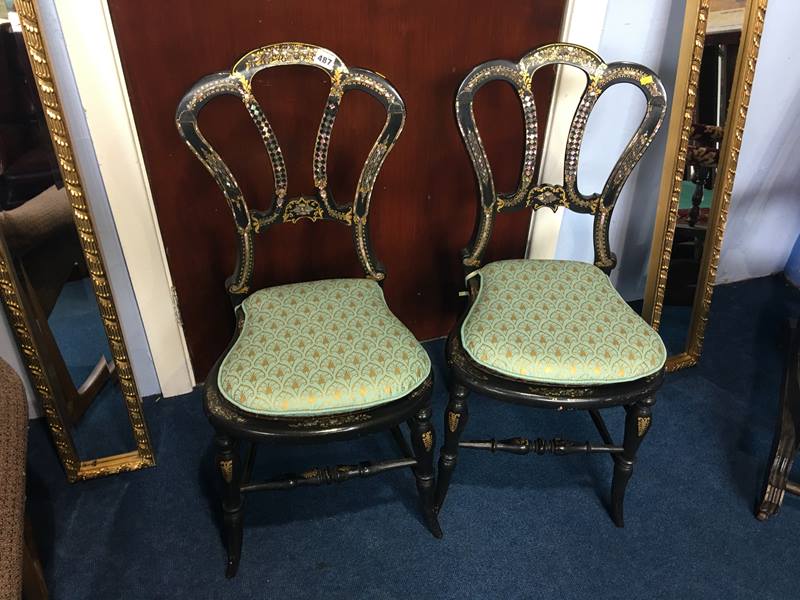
[526,0,608,259]
[51,0,195,397]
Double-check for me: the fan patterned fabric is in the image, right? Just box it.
[461,260,666,384]
[218,279,430,417]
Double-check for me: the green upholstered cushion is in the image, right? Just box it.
[218,279,430,417]
[461,260,666,385]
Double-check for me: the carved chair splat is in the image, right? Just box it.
[436,43,668,527]
[176,43,439,578]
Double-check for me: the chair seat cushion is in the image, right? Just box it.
[461,260,666,385]
[218,278,430,417]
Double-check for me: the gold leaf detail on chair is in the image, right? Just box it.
[282,196,324,223]
[448,411,460,433]
[637,415,651,437]
[219,459,233,483]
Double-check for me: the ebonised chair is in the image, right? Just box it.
[435,43,668,527]
[176,43,441,578]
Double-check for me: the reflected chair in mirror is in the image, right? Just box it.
[176,43,441,578]
[665,123,723,306]
[435,43,668,527]
[684,123,722,228]
[0,186,116,426]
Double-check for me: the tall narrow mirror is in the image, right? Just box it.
[0,0,154,480]
[660,0,744,356]
[643,0,768,368]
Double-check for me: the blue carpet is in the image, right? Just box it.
[26,275,800,599]
[47,278,135,456]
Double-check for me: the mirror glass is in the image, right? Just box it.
[659,0,745,355]
[0,18,134,458]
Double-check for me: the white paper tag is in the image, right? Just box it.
[313,49,336,71]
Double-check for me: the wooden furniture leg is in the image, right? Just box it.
[22,516,48,600]
[408,401,442,538]
[757,320,800,521]
[215,432,243,578]
[435,382,469,512]
[611,397,655,527]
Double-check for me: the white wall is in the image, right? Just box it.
[551,0,687,300]
[527,0,608,259]
[549,0,800,295]
[717,0,800,283]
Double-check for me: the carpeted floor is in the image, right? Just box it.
[48,278,135,457]
[26,275,800,599]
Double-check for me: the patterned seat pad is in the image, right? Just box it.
[218,279,431,417]
[461,260,666,385]
[217,279,431,417]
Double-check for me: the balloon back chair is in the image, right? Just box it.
[435,43,668,527]
[176,43,440,578]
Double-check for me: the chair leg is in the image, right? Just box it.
[435,382,469,512]
[756,320,800,520]
[215,432,243,578]
[610,396,655,527]
[408,402,443,538]
[22,515,48,600]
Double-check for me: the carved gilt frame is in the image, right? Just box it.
[3,0,155,481]
[642,0,768,371]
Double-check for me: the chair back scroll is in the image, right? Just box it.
[456,43,667,273]
[176,43,406,305]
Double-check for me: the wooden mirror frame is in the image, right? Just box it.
[642,0,768,371]
[0,0,155,481]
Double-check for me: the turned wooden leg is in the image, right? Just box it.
[610,396,654,527]
[757,320,800,521]
[435,382,469,513]
[408,401,443,538]
[757,422,799,521]
[215,432,243,577]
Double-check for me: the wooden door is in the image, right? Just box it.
[107,0,566,378]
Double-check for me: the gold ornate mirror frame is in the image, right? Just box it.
[643,0,768,371]
[1,0,155,481]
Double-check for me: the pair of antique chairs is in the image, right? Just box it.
[176,42,668,577]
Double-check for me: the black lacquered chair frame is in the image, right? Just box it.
[176,43,440,577]
[436,43,669,527]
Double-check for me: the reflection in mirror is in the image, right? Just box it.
[659,0,745,356]
[0,18,135,463]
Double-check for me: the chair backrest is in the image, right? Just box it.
[456,43,667,273]
[176,43,405,303]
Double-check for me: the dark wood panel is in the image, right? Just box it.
[107,0,565,379]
